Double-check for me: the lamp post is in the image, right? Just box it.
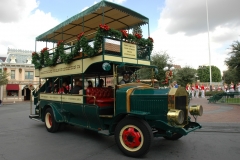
[206,0,212,86]
[162,61,174,86]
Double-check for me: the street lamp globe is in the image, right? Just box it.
[163,67,169,71]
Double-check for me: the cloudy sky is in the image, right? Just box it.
[0,0,239,73]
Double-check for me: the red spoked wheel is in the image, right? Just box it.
[45,108,59,133]
[120,125,143,151]
[115,117,153,157]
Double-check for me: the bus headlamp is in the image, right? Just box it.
[167,109,184,125]
[189,105,203,116]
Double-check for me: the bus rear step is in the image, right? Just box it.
[29,114,42,122]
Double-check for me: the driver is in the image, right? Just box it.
[119,71,132,84]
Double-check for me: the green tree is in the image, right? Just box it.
[223,69,238,84]
[151,52,171,85]
[225,40,240,81]
[0,71,9,86]
[132,25,143,36]
[175,66,196,87]
[137,51,171,85]
[197,66,221,82]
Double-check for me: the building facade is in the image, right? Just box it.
[0,48,39,102]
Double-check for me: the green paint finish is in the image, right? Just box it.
[115,86,133,114]
[133,88,170,95]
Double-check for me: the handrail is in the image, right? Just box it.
[82,95,96,105]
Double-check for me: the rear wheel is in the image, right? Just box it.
[45,108,59,133]
[115,117,153,157]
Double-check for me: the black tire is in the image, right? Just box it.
[115,116,153,157]
[163,133,183,140]
[45,108,59,133]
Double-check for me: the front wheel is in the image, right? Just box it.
[115,117,153,157]
[45,108,59,133]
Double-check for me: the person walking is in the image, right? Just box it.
[191,83,195,98]
[201,84,205,98]
[205,84,210,92]
[195,83,200,98]
[237,82,240,92]
[229,82,234,92]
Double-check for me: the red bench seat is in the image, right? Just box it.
[86,87,114,107]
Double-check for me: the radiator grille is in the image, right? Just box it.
[130,95,168,115]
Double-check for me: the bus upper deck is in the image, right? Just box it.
[32,0,154,77]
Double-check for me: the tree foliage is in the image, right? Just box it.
[132,25,143,36]
[225,40,240,81]
[175,66,196,87]
[0,71,9,86]
[197,66,221,82]
[223,69,238,84]
[137,51,170,85]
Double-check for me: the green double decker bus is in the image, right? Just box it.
[29,1,203,157]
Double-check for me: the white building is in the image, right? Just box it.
[0,48,39,102]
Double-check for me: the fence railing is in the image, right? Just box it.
[207,92,240,104]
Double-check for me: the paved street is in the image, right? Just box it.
[190,97,240,123]
[0,99,239,160]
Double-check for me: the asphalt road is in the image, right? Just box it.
[0,102,240,160]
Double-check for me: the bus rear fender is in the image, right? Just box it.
[42,103,64,123]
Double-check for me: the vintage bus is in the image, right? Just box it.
[29,1,203,157]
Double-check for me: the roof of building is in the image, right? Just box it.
[0,57,6,62]
[3,48,33,64]
[173,64,181,69]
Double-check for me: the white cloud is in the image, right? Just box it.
[152,0,240,74]
[0,0,59,56]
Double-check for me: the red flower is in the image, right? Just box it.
[135,33,142,39]
[3,67,7,71]
[77,32,84,40]
[121,30,128,38]
[41,47,48,53]
[99,24,110,31]
[32,52,36,56]
[148,37,154,42]
[57,40,64,47]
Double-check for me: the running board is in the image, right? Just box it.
[29,114,42,122]
[98,130,110,135]
[99,115,113,118]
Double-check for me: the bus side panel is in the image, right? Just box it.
[61,102,87,127]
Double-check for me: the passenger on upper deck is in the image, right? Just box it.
[119,71,132,84]
[71,81,83,94]
[88,80,93,88]
[58,82,69,94]
[46,82,53,93]
[97,79,104,87]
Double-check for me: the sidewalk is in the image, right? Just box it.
[190,97,240,123]
[1,101,30,105]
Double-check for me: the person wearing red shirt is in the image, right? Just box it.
[200,84,205,98]
[230,82,234,92]
[217,85,222,91]
[205,84,210,92]
[191,83,195,98]
[195,83,200,98]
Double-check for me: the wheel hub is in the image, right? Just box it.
[122,127,141,148]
